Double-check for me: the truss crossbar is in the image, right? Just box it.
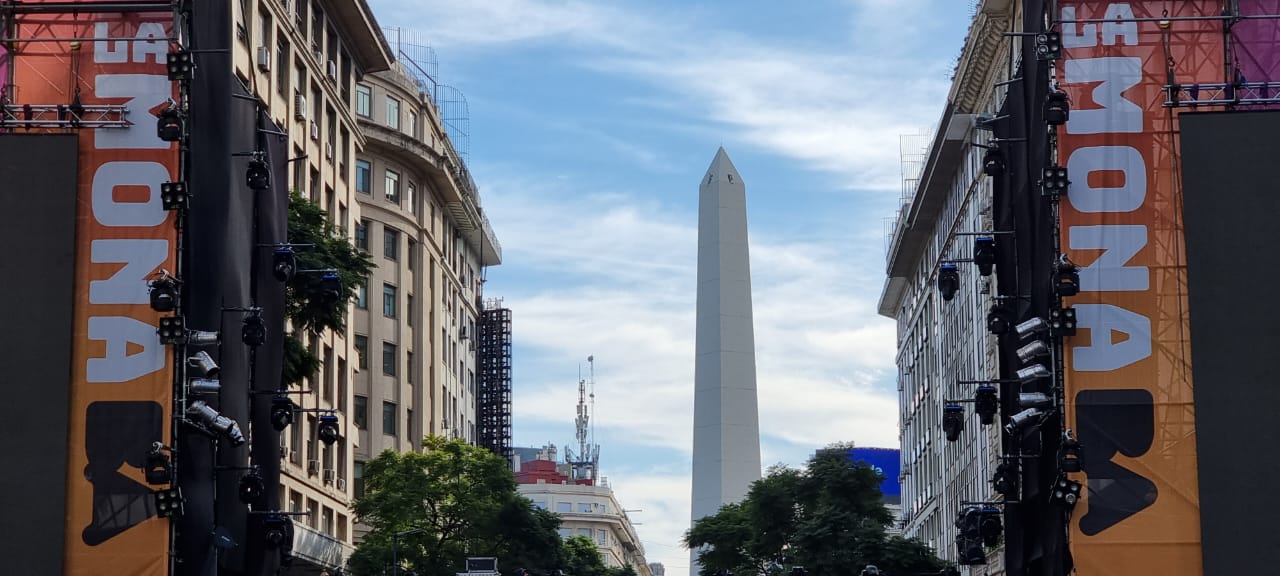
[1164,82,1280,107]
[1,104,130,128]
[0,1,176,14]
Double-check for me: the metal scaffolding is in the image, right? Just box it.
[477,300,512,464]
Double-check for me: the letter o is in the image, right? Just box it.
[92,161,170,227]
[1066,145,1146,213]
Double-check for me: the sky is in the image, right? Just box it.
[364,1,975,575]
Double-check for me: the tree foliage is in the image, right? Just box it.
[685,444,946,576]
[281,190,373,386]
[347,437,563,576]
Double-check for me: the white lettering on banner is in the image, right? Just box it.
[89,239,170,304]
[1065,57,1144,134]
[93,21,168,65]
[1069,225,1150,292]
[91,161,170,226]
[86,316,166,383]
[1066,145,1147,213]
[1063,5,1140,48]
[1072,304,1152,371]
[95,74,172,150]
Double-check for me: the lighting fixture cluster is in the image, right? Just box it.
[955,506,1002,565]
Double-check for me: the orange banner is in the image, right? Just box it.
[1056,2,1218,575]
[13,9,178,576]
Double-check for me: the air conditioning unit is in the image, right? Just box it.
[325,142,333,159]
[327,60,337,81]
[310,120,320,141]
[256,46,271,72]
[323,469,336,484]
[307,459,319,475]
[336,477,347,491]
[294,93,307,121]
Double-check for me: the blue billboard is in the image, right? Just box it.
[848,447,901,502]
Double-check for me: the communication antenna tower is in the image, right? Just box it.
[565,355,600,482]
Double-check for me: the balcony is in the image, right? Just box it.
[289,521,355,575]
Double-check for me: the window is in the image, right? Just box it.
[356,159,371,194]
[275,37,289,97]
[382,342,397,376]
[382,401,396,435]
[578,503,592,513]
[408,238,417,271]
[407,182,416,214]
[322,507,334,536]
[354,461,365,498]
[355,282,366,309]
[355,84,371,117]
[407,351,414,384]
[353,335,368,370]
[597,529,607,546]
[258,6,272,49]
[322,345,333,403]
[577,528,591,537]
[386,97,400,129]
[532,501,547,510]
[408,111,418,139]
[384,228,399,260]
[558,528,571,539]
[385,169,400,204]
[353,395,367,429]
[556,502,572,513]
[383,284,397,318]
[355,220,368,251]
[339,127,350,178]
[407,294,414,326]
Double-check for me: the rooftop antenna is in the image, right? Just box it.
[566,355,600,482]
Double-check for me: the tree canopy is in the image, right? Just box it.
[685,444,946,576]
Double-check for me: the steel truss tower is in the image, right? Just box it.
[478,300,513,463]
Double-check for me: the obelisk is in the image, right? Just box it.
[690,147,762,572]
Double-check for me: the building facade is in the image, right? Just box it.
[232,0,392,569]
[347,42,502,528]
[878,0,1019,572]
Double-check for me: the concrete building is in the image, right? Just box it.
[232,0,392,570]
[690,148,762,571]
[878,0,1016,572]
[347,33,502,532]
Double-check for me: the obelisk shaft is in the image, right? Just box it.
[690,148,762,572]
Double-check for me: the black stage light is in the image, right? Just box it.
[161,181,189,211]
[1016,364,1051,383]
[1016,340,1049,364]
[187,330,220,346]
[955,507,986,565]
[1041,165,1069,196]
[157,107,183,142]
[154,487,185,518]
[1055,262,1080,297]
[1005,407,1045,436]
[188,378,222,395]
[973,235,996,276]
[1060,436,1082,473]
[318,413,340,445]
[1050,474,1083,509]
[943,403,964,442]
[1036,31,1061,60]
[167,49,193,81]
[319,272,343,305]
[263,514,294,548]
[144,445,172,485]
[239,470,267,507]
[938,264,960,302]
[149,276,179,312]
[1045,90,1070,125]
[270,396,295,432]
[189,351,220,378]
[158,316,186,345]
[272,248,296,282]
[1014,317,1048,340]
[247,158,271,191]
[187,400,246,446]
[992,461,1017,498]
[979,507,1003,547]
[987,304,1013,335]
[242,312,267,347]
[974,385,998,426]
[1051,307,1077,337]
[982,147,1005,177]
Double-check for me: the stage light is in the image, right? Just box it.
[973,235,996,276]
[239,469,266,507]
[1044,90,1070,125]
[979,506,1003,547]
[318,413,340,445]
[188,351,220,378]
[938,264,960,302]
[955,507,986,565]
[157,107,183,142]
[792,567,807,576]
[319,272,343,305]
[263,514,294,549]
[247,158,271,191]
[1016,340,1049,364]
[144,444,172,485]
[1041,165,1069,196]
[1018,392,1052,410]
[187,400,246,446]
[270,396,294,432]
[987,304,1013,335]
[860,566,881,576]
[982,147,1005,177]
[943,403,964,442]
[1016,364,1051,383]
[974,385,998,426]
[149,275,179,312]
[154,487,184,518]
[242,312,267,347]
[1051,307,1077,337]
[167,49,193,81]
[1050,475,1082,508]
[189,379,222,395]
[158,316,186,345]
[1060,435,1082,473]
[1015,317,1048,340]
[992,461,1017,498]
[1005,407,1044,436]
[161,181,188,211]
[188,330,220,346]
[1055,262,1080,297]
[1036,31,1061,60]
[272,248,296,282]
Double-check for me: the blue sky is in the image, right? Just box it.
[365,1,974,574]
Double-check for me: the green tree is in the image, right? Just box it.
[685,444,946,576]
[347,437,562,576]
[281,190,372,386]
[563,535,609,576]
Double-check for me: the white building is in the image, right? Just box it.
[878,0,1017,572]
[518,481,652,576]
